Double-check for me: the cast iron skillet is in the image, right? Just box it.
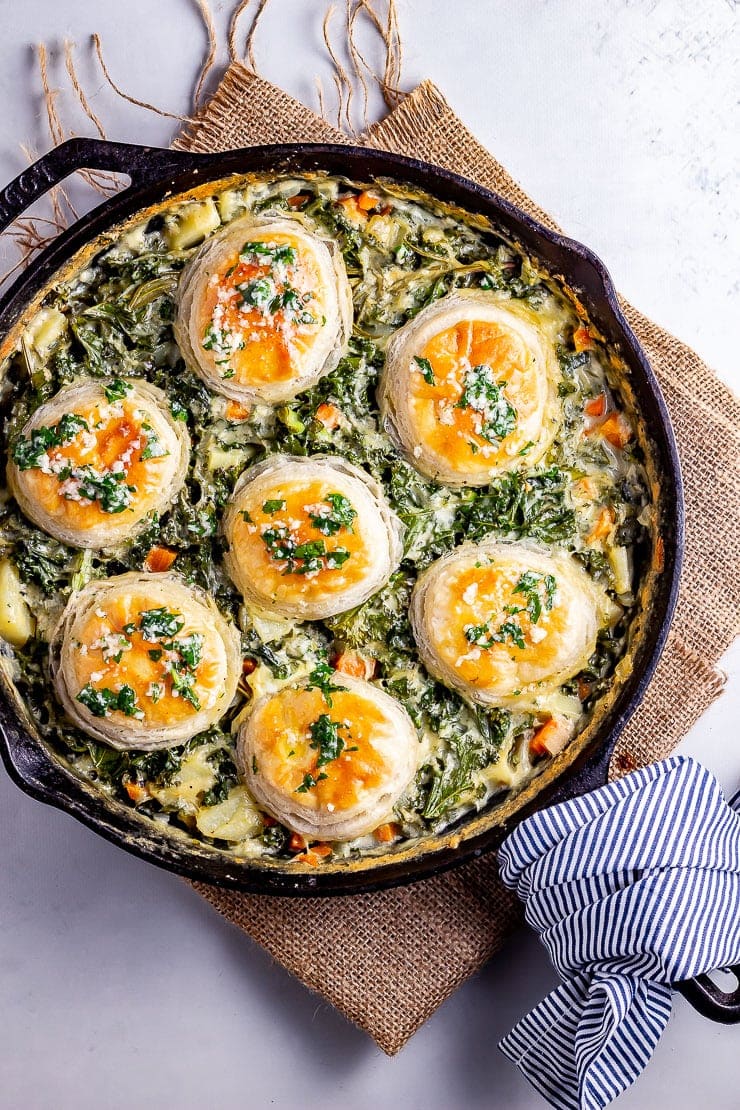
[0,139,685,895]
[2,138,738,1024]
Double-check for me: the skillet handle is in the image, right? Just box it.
[0,137,199,236]
[678,786,740,1024]
[677,968,740,1025]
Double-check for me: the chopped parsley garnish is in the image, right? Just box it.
[465,619,526,650]
[103,379,132,403]
[203,322,243,357]
[262,498,286,514]
[413,355,435,385]
[261,524,296,563]
[81,611,203,714]
[308,493,357,536]
[512,571,557,624]
[323,546,350,569]
[100,633,131,665]
[295,771,328,794]
[237,276,276,310]
[309,714,350,767]
[166,663,201,710]
[274,284,317,325]
[162,633,204,669]
[138,607,185,641]
[464,571,556,651]
[456,363,517,444]
[77,683,142,718]
[140,424,168,460]
[73,468,135,514]
[294,712,357,792]
[293,539,327,566]
[261,526,350,575]
[118,614,204,710]
[307,661,342,707]
[240,240,297,267]
[202,323,223,351]
[12,413,89,470]
[235,269,316,325]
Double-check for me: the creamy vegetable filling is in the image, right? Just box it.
[0,172,653,863]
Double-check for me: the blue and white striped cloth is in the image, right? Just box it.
[497,756,740,1110]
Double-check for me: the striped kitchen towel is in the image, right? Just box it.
[498,755,740,1110]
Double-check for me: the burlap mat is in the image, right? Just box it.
[174,65,740,1054]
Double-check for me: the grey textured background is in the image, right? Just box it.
[0,2,738,1107]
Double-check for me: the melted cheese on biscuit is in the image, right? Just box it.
[7,379,189,549]
[238,676,419,840]
[410,542,604,707]
[175,216,352,404]
[223,454,403,620]
[379,292,559,486]
[51,572,241,750]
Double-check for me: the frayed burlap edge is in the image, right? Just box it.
[174,66,739,1054]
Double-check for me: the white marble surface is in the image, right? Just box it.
[0,2,738,1107]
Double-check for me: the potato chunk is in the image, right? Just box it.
[195,785,263,842]
[165,198,220,250]
[0,559,34,647]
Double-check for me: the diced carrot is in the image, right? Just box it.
[374,822,400,843]
[125,781,150,805]
[144,546,178,573]
[297,843,333,867]
[297,851,319,867]
[574,476,598,500]
[587,505,615,543]
[600,412,632,449]
[653,535,665,573]
[287,193,310,208]
[225,400,251,422]
[584,393,606,417]
[378,204,392,217]
[242,657,257,676]
[315,402,342,430]
[333,650,377,680]
[336,196,367,225]
[530,716,575,758]
[288,832,307,853]
[577,677,592,702]
[356,190,381,212]
[573,325,594,352]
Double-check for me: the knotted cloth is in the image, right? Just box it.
[498,756,740,1109]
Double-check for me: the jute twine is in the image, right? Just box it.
[2,2,738,1055]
